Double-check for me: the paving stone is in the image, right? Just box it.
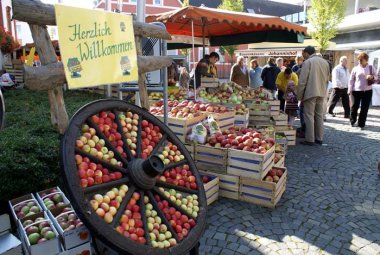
[214,233,227,241]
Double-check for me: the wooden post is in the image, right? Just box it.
[29,24,69,134]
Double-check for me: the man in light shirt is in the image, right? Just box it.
[327,56,350,118]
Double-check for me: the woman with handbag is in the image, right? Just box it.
[348,52,378,129]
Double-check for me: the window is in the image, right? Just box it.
[16,25,22,34]
[286,15,292,22]
[199,47,209,61]
[247,8,255,14]
[299,11,306,22]
[153,0,162,5]
[292,13,299,22]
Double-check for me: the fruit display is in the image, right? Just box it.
[61,100,207,255]
[38,187,68,211]
[264,168,285,183]
[76,124,123,167]
[159,188,200,218]
[154,194,196,241]
[275,144,286,154]
[234,104,248,115]
[157,142,185,165]
[157,165,197,190]
[76,155,123,188]
[204,127,275,154]
[12,199,42,219]
[115,191,146,245]
[274,154,284,164]
[143,195,177,248]
[149,92,163,100]
[22,217,57,245]
[90,185,129,224]
[55,209,84,231]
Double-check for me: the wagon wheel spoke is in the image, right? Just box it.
[139,190,151,245]
[147,191,179,243]
[86,118,129,167]
[112,186,136,227]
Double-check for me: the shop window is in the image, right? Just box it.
[153,0,162,6]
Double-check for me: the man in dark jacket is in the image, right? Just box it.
[261,57,281,99]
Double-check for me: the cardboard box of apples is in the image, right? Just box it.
[18,211,60,255]
[9,194,43,224]
[36,187,70,212]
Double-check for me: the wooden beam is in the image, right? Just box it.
[12,0,171,40]
[29,24,69,134]
[24,62,66,91]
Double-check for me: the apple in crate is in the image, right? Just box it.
[14,201,41,219]
[23,217,56,245]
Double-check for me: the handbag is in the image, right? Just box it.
[367,65,375,86]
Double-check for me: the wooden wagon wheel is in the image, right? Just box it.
[60,99,207,255]
[0,89,4,130]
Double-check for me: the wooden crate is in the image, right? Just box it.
[195,145,228,174]
[274,153,285,167]
[201,174,219,205]
[227,145,275,180]
[272,111,288,126]
[206,111,236,131]
[157,114,206,143]
[279,129,296,146]
[201,77,219,88]
[240,167,287,208]
[275,142,287,155]
[268,100,280,116]
[249,103,271,116]
[234,112,249,128]
[184,143,194,159]
[200,171,240,200]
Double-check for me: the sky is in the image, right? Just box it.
[41,0,95,8]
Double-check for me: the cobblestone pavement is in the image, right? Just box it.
[199,106,380,255]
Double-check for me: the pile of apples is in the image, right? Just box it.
[159,188,199,218]
[199,103,231,114]
[149,92,163,100]
[157,142,184,165]
[264,168,284,183]
[56,209,84,232]
[144,196,176,248]
[140,119,163,159]
[39,188,65,210]
[75,154,122,188]
[115,192,146,244]
[155,195,195,241]
[234,104,248,115]
[205,127,275,154]
[118,111,138,157]
[91,112,127,159]
[22,217,56,245]
[90,185,128,224]
[158,165,197,190]
[76,124,122,167]
[275,144,285,154]
[274,154,284,164]
[13,200,41,219]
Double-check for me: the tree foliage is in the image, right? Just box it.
[308,0,345,52]
[182,0,189,7]
[218,0,244,12]
[217,0,244,63]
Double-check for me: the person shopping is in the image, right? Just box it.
[230,56,249,87]
[348,52,377,129]
[327,56,350,118]
[261,57,281,99]
[276,67,298,112]
[194,52,219,89]
[297,46,330,146]
[285,81,299,126]
[249,59,263,90]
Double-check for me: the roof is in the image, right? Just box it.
[188,0,303,17]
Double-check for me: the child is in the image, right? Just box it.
[285,81,298,126]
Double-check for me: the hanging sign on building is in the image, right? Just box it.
[55,5,138,89]
[237,50,301,57]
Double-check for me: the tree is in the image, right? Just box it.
[218,0,244,12]
[307,0,345,52]
[182,0,189,7]
[217,0,244,64]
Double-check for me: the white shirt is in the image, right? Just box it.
[332,64,349,89]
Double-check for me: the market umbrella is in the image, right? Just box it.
[146,5,307,47]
